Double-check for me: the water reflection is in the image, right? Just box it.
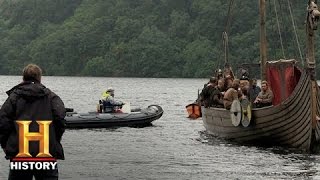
[199,130,320,179]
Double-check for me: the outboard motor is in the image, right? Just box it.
[66,108,74,112]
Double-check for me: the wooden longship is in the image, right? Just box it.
[203,68,320,150]
[202,0,320,151]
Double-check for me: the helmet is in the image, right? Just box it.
[240,75,249,80]
[209,77,217,84]
[106,87,114,92]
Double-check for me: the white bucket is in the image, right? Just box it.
[121,102,131,114]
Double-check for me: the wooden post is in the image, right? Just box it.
[306,0,320,129]
[260,0,267,81]
[306,0,320,80]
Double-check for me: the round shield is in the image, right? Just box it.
[241,105,252,127]
[230,100,242,126]
[240,99,252,127]
[246,104,252,121]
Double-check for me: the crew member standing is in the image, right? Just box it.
[0,64,66,180]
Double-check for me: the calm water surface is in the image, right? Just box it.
[0,76,320,180]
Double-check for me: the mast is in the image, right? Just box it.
[306,0,320,80]
[260,0,267,81]
[222,32,229,67]
[223,0,234,75]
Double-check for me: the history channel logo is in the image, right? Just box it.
[10,120,57,170]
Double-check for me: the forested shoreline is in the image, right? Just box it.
[0,0,317,78]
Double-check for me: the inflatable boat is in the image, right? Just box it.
[65,105,163,129]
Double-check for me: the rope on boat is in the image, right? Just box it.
[219,0,235,69]
[277,0,290,58]
[273,0,286,59]
[224,0,235,34]
[287,0,304,65]
[268,0,277,60]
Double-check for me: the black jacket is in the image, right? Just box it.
[0,81,66,160]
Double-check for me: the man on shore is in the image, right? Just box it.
[0,64,66,180]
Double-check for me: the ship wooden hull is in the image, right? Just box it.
[202,71,320,151]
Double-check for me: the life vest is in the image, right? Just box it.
[100,92,115,112]
[101,91,110,101]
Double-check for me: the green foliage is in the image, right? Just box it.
[181,37,218,77]
[0,0,317,78]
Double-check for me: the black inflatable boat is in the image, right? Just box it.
[65,105,163,129]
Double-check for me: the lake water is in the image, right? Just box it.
[0,76,320,179]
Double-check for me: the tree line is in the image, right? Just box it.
[0,0,317,78]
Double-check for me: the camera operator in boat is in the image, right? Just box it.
[100,87,125,113]
[253,81,274,108]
